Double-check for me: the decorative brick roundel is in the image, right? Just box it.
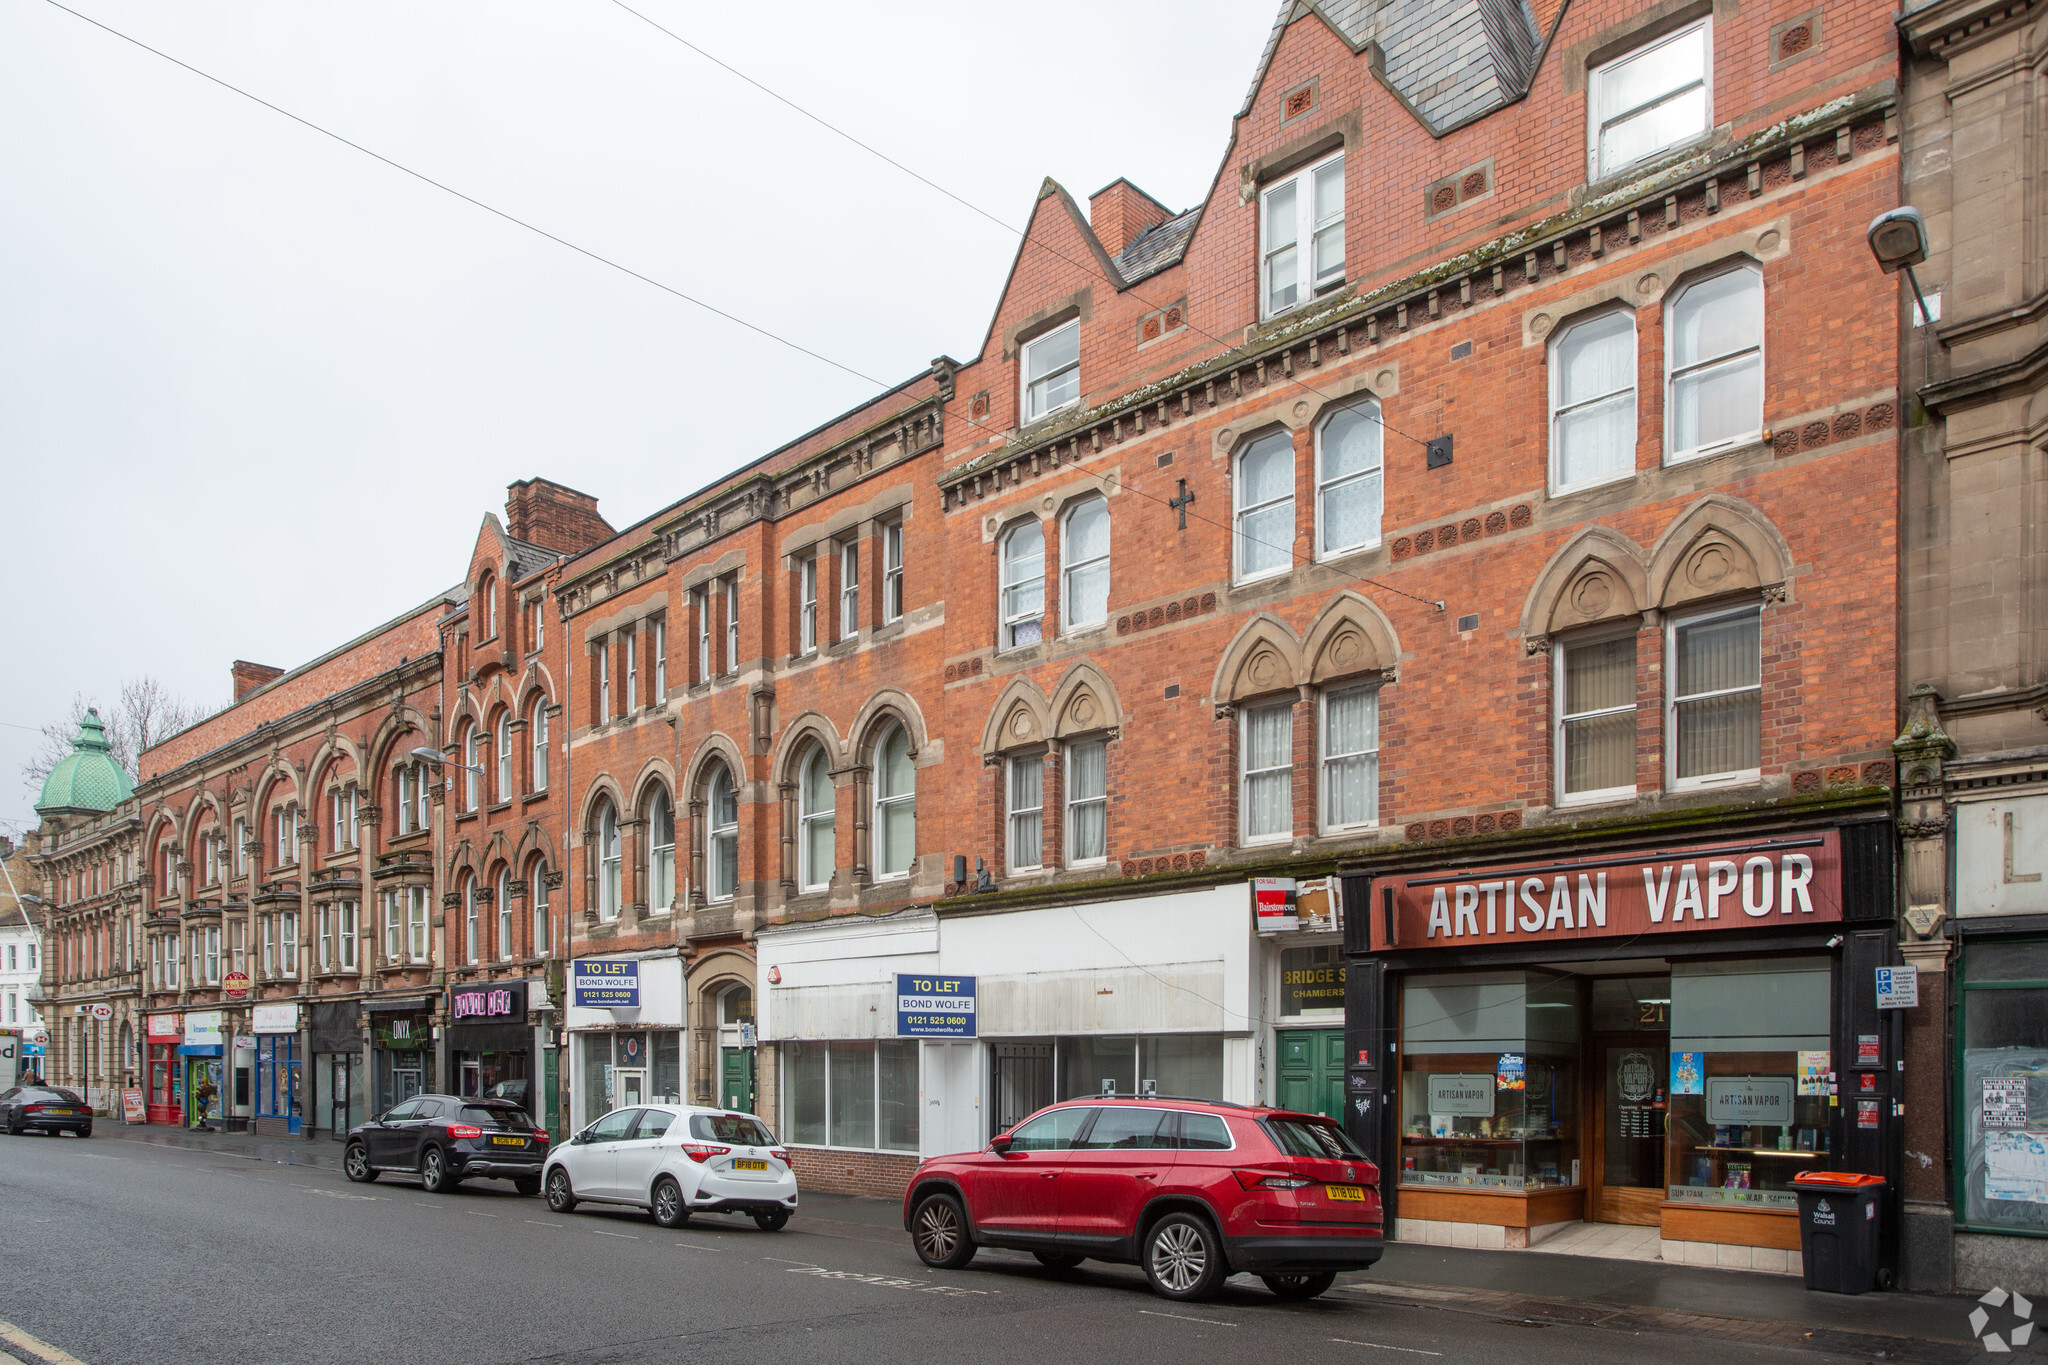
[1508,504,1532,528]
[1801,421,1830,449]
[1485,511,1508,535]
[1498,810,1522,830]
[1451,816,1474,837]
[1461,170,1487,198]
[1247,649,1282,689]
[1172,853,1189,871]
[1475,813,1498,834]
[1414,530,1435,553]
[1392,536,1414,559]
[1438,523,1459,546]
[1865,402,1895,431]
[1328,629,1366,670]
[1461,517,1483,541]
[1792,769,1824,794]
[1122,860,1138,875]
[1433,185,1457,213]
[1833,411,1862,440]
[1862,761,1895,786]
[1685,543,1733,590]
[1406,822,1427,842]
[1779,22,1812,56]
[1570,571,1614,619]
[1428,819,1451,839]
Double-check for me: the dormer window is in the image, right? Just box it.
[1020,320,1080,423]
[1261,151,1344,318]
[1589,19,1710,180]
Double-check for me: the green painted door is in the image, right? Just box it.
[720,1047,755,1113]
[1276,1029,1346,1123]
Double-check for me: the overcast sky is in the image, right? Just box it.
[0,0,1280,825]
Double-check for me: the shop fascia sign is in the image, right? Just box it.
[183,1011,224,1047]
[252,1004,300,1034]
[1372,832,1843,950]
[451,981,527,1024]
[146,1014,181,1039]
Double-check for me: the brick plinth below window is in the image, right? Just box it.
[787,1146,919,1200]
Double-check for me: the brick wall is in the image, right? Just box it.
[788,1146,919,1202]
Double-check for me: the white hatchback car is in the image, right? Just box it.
[542,1104,799,1230]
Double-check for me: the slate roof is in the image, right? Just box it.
[1112,209,1201,285]
[1241,0,1542,134]
[503,534,560,583]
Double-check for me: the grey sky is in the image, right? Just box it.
[0,1,1278,823]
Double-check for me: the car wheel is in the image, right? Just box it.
[651,1177,689,1228]
[79,1124,91,1139]
[1142,1212,1225,1302]
[909,1191,976,1269]
[546,1167,577,1213]
[343,1142,377,1183]
[3,1115,16,1136]
[420,1146,455,1193]
[1033,1252,1084,1272]
[514,1175,541,1198]
[753,1209,789,1233]
[1261,1271,1337,1301]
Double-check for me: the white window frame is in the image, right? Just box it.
[233,819,247,875]
[317,905,335,973]
[708,767,739,902]
[1019,318,1080,424]
[280,910,297,976]
[871,725,915,883]
[464,879,479,966]
[883,523,904,623]
[649,790,676,911]
[798,751,834,894]
[840,540,860,640]
[800,556,819,655]
[653,619,667,700]
[340,900,359,972]
[598,643,612,723]
[1588,18,1713,181]
[1555,627,1640,807]
[1548,307,1639,496]
[531,702,549,792]
[203,925,221,985]
[496,711,512,803]
[1000,519,1045,649]
[1666,603,1764,792]
[724,576,739,674]
[482,575,497,639]
[598,804,622,922]
[275,805,298,868]
[531,868,550,956]
[1006,754,1043,874]
[1234,430,1297,584]
[1239,701,1295,847]
[1259,150,1345,320]
[1314,399,1384,560]
[695,588,712,683]
[382,891,401,964]
[464,728,481,811]
[625,631,638,711]
[530,597,545,651]
[1059,497,1111,634]
[1663,261,1764,464]
[496,870,512,962]
[408,886,430,963]
[1318,685,1380,833]
[260,916,274,978]
[1065,738,1108,867]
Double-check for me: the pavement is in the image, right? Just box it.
[0,1122,1991,1365]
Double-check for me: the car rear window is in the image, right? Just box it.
[30,1088,85,1105]
[690,1113,774,1145]
[1178,1113,1233,1150]
[457,1105,531,1130]
[1076,1107,1173,1150]
[1262,1116,1367,1159]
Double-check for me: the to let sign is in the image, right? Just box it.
[1372,833,1842,950]
[572,959,640,1008]
[897,975,976,1037]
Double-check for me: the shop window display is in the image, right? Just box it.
[1399,972,1580,1191]
[1663,957,1831,1210]
[1956,938,2048,1233]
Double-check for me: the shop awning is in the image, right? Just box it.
[177,1045,223,1057]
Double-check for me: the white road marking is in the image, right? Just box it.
[1137,1309,1237,1327]
[468,1211,498,1218]
[0,1348,23,1365]
[760,1256,818,1265]
[592,1230,637,1239]
[294,1187,376,1201]
[524,1220,564,1228]
[1330,1338,1443,1356]
[784,1266,992,1296]
[0,1319,89,1365]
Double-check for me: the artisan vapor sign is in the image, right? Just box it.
[1371,832,1843,949]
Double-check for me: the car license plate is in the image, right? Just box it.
[733,1158,768,1171]
[1325,1184,1365,1201]
[490,1135,527,1147]
[47,1109,73,1116]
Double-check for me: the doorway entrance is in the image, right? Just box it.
[1586,975,1671,1225]
[327,1054,354,1136]
[1276,1029,1345,1122]
[614,1068,648,1109]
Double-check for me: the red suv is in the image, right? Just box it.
[903,1098,1382,1302]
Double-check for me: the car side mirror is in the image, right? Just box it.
[989,1134,1014,1154]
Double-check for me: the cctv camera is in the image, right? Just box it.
[1866,207,1929,273]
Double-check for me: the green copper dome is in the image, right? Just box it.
[35,710,134,815]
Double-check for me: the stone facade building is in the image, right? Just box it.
[1895,0,2048,1297]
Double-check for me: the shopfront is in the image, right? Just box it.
[567,953,685,1129]
[449,980,536,1112]
[252,1003,301,1137]
[181,1010,225,1130]
[145,1013,181,1125]
[369,996,434,1113]
[1347,825,1900,1272]
[309,1001,364,1139]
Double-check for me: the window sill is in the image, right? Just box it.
[1548,469,1636,501]
[1585,133,1715,201]
[1666,433,1766,468]
[1557,789,1637,810]
[1318,821,1382,838]
[455,811,479,826]
[1316,539,1384,567]
[522,791,549,807]
[1240,835,1294,851]
[1229,567,1294,594]
[486,801,512,816]
[1059,621,1109,641]
[1668,771,1761,795]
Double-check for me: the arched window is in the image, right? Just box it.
[1235,430,1295,582]
[530,861,551,956]
[495,711,511,802]
[1001,520,1045,647]
[463,876,479,965]
[463,726,481,811]
[1315,400,1383,558]
[496,866,512,961]
[649,789,676,912]
[1060,498,1110,631]
[798,750,834,893]
[480,573,497,638]
[708,766,739,902]
[873,725,915,880]
[720,984,753,1026]
[597,803,621,922]
[1665,263,1763,462]
[531,701,549,792]
[1549,308,1637,493]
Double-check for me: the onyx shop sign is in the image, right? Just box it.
[1371,832,1843,949]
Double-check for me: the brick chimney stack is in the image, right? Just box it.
[505,478,615,555]
[232,660,285,701]
[1087,179,1172,257]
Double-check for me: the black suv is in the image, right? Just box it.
[343,1094,547,1195]
[0,1085,93,1137]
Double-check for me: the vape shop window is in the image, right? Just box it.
[1663,957,1831,1211]
[1398,972,1580,1192]
[1956,938,2048,1234]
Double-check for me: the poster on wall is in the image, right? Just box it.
[1984,1131,2048,1205]
[1798,1050,1831,1096]
[1671,1052,1705,1096]
[1495,1053,1525,1091]
[1984,1078,2032,1130]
